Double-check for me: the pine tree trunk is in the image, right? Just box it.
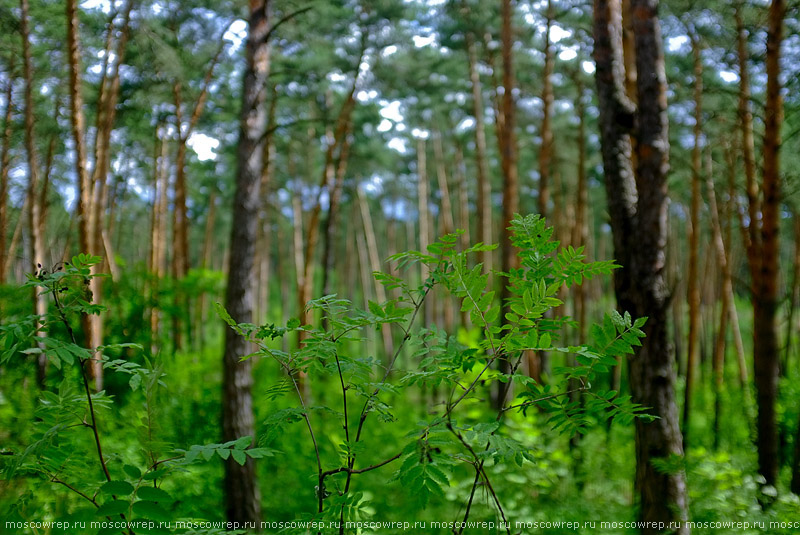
[751,0,785,492]
[357,187,394,358]
[0,69,13,286]
[466,34,492,273]
[706,158,752,446]
[417,137,432,325]
[222,0,272,524]
[594,0,688,530]
[495,0,520,408]
[683,36,702,448]
[21,0,48,388]
[538,0,554,220]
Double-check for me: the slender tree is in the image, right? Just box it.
[495,0,520,407]
[0,66,13,285]
[682,32,702,447]
[749,0,785,492]
[221,0,272,523]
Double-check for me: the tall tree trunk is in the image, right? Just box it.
[149,124,168,354]
[706,158,752,446]
[538,0,554,221]
[432,131,455,237]
[320,117,353,298]
[683,36,702,448]
[466,34,492,273]
[66,0,105,389]
[357,187,394,358]
[298,81,358,335]
[222,0,271,524]
[257,87,277,323]
[172,32,227,281]
[4,196,27,282]
[572,73,588,342]
[751,0,785,492]
[723,145,750,390]
[417,137,432,326]
[0,68,13,286]
[594,0,689,530]
[195,191,216,349]
[21,0,47,387]
[735,4,759,275]
[495,0,520,408]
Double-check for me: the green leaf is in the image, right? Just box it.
[136,487,172,503]
[234,436,253,450]
[123,465,142,479]
[96,500,130,516]
[132,500,171,522]
[231,449,247,466]
[99,481,134,496]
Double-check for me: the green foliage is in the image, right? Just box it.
[0,255,264,533]
[217,214,650,529]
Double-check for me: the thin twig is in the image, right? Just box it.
[320,451,402,481]
[51,283,112,483]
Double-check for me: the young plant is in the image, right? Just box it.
[0,254,271,534]
[218,214,652,534]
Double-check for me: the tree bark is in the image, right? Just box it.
[683,36,702,448]
[593,0,688,530]
[466,34,492,273]
[495,0,520,408]
[222,0,272,524]
[357,187,394,358]
[706,157,752,446]
[0,67,13,285]
[751,0,785,492]
[21,0,48,388]
[417,137,431,294]
[538,0,554,221]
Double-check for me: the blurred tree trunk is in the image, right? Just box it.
[298,80,358,340]
[593,0,689,531]
[432,131,455,334]
[195,191,216,349]
[149,124,169,354]
[683,35,702,448]
[749,0,785,492]
[320,115,353,299]
[21,0,47,387]
[538,0,554,221]
[417,137,432,325]
[66,0,132,389]
[357,187,394,358]
[724,146,749,390]
[495,0,520,408]
[257,87,277,323]
[172,29,228,285]
[466,33,492,273]
[707,165,751,451]
[0,67,13,286]
[66,0,101,387]
[222,0,272,524]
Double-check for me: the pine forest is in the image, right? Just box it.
[1,0,800,534]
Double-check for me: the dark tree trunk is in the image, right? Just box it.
[495,0,520,408]
[593,0,689,531]
[752,0,785,492]
[222,0,271,524]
